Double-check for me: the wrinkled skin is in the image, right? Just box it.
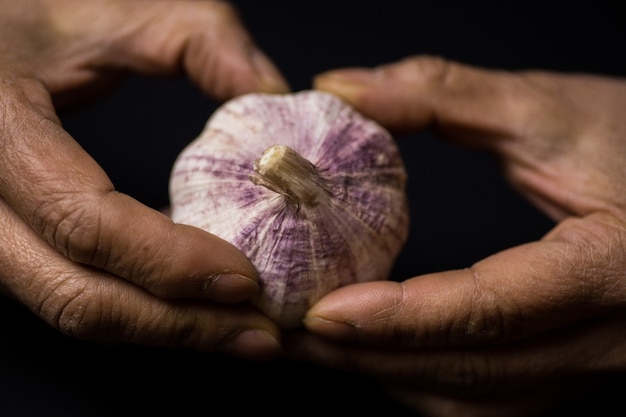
[0,0,290,360]
[284,56,626,416]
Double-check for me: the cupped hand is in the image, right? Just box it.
[285,56,626,414]
[0,0,289,360]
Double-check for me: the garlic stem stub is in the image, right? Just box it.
[249,144,331,207]
[169,90,410,329]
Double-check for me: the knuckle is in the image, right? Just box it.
[401,54,448,72]
[36,274,108,340]
[450,267,524,346]
[34,192,109,268]
[56,294,100,339]
[206,0,239,21]
[402,55,460,88]
[548,214,626,302]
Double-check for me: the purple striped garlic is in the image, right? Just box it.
[169,90,410,329]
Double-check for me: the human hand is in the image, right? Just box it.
[284,56,626,415]
[0,0,289,360]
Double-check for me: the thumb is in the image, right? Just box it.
[303,214,626,347]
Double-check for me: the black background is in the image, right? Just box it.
[1,1,625,416]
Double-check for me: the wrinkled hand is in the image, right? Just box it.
[0,0,289,360]
[286,56,626,415]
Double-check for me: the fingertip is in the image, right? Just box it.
[124,218,260,301]
[203,273,258,303]
[302,316,358,341]
[221,328,282,361]
[301,281,402,341]
[315,67,380,86]
[313,68,376,104]
[300,283,420,348]
[249,49,291,94]
[313,66,424,133]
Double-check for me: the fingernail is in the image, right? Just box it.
[315,68,379,86]
[204,273,258,303]
[302,316,358,341]
[250,49,291,93]
[313,69,380,102]
[222,329,282,361]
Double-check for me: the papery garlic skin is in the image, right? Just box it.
[169,90,410,329]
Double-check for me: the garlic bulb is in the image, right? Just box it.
[169,90,410,329]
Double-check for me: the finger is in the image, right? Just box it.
[41,0,290,99]
[302,212,626,347]
[0,196,280,361]
[0,77,259,302]
[286,315,621,396]
[313,55,580,144]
